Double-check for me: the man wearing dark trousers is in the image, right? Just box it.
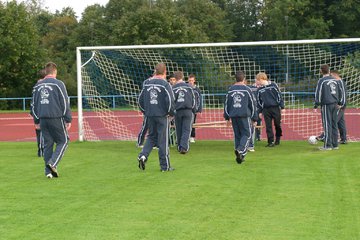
[30,68,47,157]
[188,74,202,143]
[314,65,345,150]
[136,115,148,148]
[172,71,196,154]
[224,71,257,164]
[137,63,175,172]
[332,70,347,144]
[31,62,72,178]
[316,70,347,144]
[257,72,285,147]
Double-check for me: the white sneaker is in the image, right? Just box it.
[318,147,332,151]
[248,147,255,152]
[46,173,53,179]
[189,137,195,143]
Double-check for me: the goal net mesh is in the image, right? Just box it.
[77,40,360,142]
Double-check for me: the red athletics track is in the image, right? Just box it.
[1,109,359,142]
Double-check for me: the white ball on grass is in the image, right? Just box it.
[308,136,318,145]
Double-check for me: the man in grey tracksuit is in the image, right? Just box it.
[172,71,196,154]
[31,62,72,178]
[188,74,202,143]
[137,63,175,172]
[314,64,345,150]
[224,71,257,164]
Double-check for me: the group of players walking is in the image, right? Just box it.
[30,62,347,177]
[136,63,202,172]
[137,63,347,171]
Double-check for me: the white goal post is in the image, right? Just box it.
[76,38,360,142]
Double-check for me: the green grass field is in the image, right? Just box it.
[1,140,359,240]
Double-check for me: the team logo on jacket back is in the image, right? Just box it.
[177,90,185,102]
[175,87,187,103]
[150,89,158,104]
[231,91,244,108]
[328,81,337,95]
[147,85,161,105]
[39,85,52,105]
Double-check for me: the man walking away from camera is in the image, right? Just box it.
[224,71,257,164]
[31,62,72,178]
[137,63,176,172]
[173,71,196,154]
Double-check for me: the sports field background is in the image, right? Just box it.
[1,140,359,239]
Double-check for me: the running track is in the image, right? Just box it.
[1,109,359,142]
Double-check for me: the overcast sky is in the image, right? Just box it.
[43,0,109,19]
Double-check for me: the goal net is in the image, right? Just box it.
[76,39,360,142]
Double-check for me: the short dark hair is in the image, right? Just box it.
[45,62,57,75]
[38,69,47,78]
[320,64,330,75]
[235,71,245,82]
[331,69,340,76]
[188,73,196,79]
[154,63,166,75]
[174,71,184,81]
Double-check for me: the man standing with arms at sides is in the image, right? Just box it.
[314,65,344,150]
[172,71,196,154]
[137,63,175,172]
[224,71,257,164]
[257,72,285,147]
[188,74,202,143]
[31,62,72,178]
[332,70,347,144]
[247,77,261,152]
[316,70,347,144]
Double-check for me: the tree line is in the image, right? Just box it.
[0,0,359,109]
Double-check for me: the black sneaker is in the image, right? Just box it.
[47,164,58,177]
[161,167,175,172]
[234,150,244,164]
[266,143,275,147]
[339,140,347,144]
[138,155,146,170]
[275,139,280,145]
[180,148,187,154]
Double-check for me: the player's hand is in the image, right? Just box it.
[66,123,72,131]
[226,120,231,127]
[35,124,40,130]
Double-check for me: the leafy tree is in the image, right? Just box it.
[177,0,234,42]
[41,9,78,95]
[108,0,209,45]
[260,0,332,40]
[0,1,45,103]
[327,0,360,37]
[74,4,109,46]
[223,0,264,41]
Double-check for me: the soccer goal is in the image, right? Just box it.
[76,39,360,142]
